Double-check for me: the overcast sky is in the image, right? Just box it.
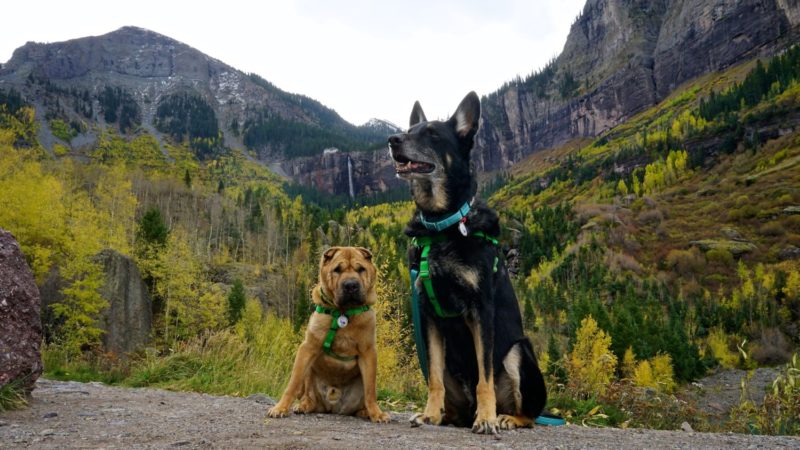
[1,0,586,127]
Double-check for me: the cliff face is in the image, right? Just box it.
[474,0,800,172]
[279,149,404,197]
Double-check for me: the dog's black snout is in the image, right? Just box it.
[388,134,403,148]
[342,279,360,294]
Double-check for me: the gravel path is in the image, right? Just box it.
[1,379,798,449]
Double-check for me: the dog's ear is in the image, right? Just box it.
[450,91,480,141]
[322,247,339,265]
[356,247,373,261]
[409,101,427,127]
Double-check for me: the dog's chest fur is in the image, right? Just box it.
[406,202,502,307]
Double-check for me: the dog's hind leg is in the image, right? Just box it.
[467,318,498,434]
[294,377,321,414]
[410,323,446,427]
[496,344,534,430]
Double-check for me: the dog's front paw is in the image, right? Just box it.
[472,417,499,434]
[267,405,291,418]
[409,412,442,427]
[369,410,391,423]
[292,404,311,414]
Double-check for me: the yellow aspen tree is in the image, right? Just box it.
[94,163,137,254]
[568,315,618,397]
[622,346,637,379]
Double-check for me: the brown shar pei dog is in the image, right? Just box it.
[267,246,390,423]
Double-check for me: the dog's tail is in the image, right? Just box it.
[517,338,547,419]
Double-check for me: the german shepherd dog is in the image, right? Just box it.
[388,92,546,434]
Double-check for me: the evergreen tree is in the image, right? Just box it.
[524,296,536,330]
[547,334,567,383]
[227,279,246,325]
[136,207,169,247]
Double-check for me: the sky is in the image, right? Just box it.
[0,0,586,128]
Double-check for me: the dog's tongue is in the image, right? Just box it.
[395,161,432,173]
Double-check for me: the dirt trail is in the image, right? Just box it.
[1,379,798,449]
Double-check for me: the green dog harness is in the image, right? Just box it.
[411,232,499,319]
[410,230,501,381]
[314,304,370,361]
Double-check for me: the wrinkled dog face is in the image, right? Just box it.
[319,247,377,307]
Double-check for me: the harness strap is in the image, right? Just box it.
[412,235,460,318]
[411,232,500,319]
[315,304,370,361]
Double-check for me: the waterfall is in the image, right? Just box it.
[347,155,355,199]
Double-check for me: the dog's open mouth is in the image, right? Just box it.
[393,154,435,174]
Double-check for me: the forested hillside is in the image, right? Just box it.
[1,41,799,436]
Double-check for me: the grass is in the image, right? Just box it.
[0,380,28,411]
[41,304,425,408]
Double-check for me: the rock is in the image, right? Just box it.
[689,239,757,256]
[720,227,745,241]
[681,422,694,432]
[0,228,43,394]
[246,394,275,405]
[778,245,800,261]
[783,206,800,215]
[93,250,152,355]
[42,412,58,419]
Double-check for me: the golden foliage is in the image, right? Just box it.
[633,354,676,393]
[568,315,618,398]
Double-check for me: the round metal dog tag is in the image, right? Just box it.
[337,315,349,328]
[458,222,469,236]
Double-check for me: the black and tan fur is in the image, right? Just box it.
[388,92,546,434]
[267,246,390,423]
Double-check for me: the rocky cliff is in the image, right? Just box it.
[94,249,152,355]
[474,0,800,172]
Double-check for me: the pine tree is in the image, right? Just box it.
[136,207,169,248]
[227,279,246,325]
[524,296,536,330]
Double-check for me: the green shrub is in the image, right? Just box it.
[728,205,758,220]
[730,354,800,435]
[759,221,786,237]
[785,215,800,233]
[666,248,705,276]
[49,119,76,142]
[706,248,734,267]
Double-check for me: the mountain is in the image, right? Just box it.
[0,26,388,171]
[2,0,799,200]
[474,0,800,171]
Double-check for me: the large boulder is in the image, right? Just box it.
[0,228,43,393]
[94,249,152,354]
